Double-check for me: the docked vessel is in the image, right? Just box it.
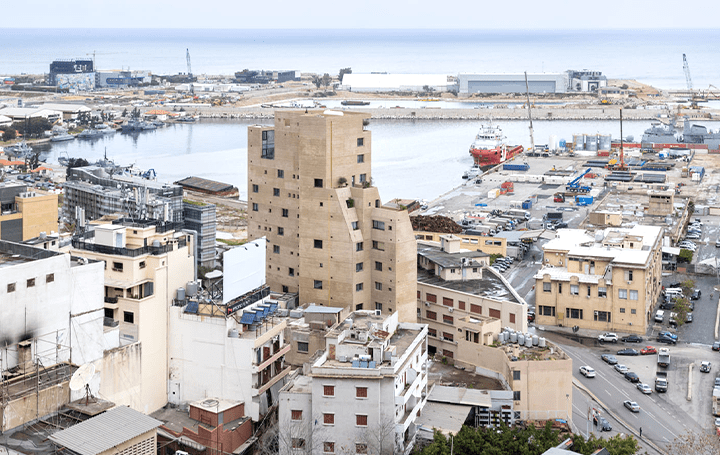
[641,122,677,143]
[4,141,33,158]
[121,119,157,132]
[468,124,523,167]
[341,100,370,106]
[77,129,102,139]
[681,118,720,150]
[640,118,720,150]
[50,133,75,142]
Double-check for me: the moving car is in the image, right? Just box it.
[700,361,712,373]
[659,331,678,340]
[527,311,535,323]
[617,348,639,356]
[598,333,618,343]
[621,335,643,343]
[601,354,618,365]
[580,366,596,378]
[640,346,657,355]
[623,400,640,412]
[614,364,628,374]
[637,383,652,394]
[624,371,640,383]
[593,415,612,432]
[691,289,701,300]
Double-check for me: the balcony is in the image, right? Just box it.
[254,344,291,373]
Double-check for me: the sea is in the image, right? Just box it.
[4,28,720,202]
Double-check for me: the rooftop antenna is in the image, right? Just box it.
[69,363,96,406]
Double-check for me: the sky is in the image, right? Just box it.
[4,0,720,29]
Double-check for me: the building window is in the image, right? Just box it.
[356,283,363,292]
[124,311,134,324]
[289,268,295,277]
[426,310,437,320]
[356,443,368,454]
[356,262,363,272]
[619,289,628,299]
[565,308,583,319]
[356,242,363,252]
[292,439,306,449]
[587,285,591,297]
[252,184,259,193]
[27,278,35,288]
[372,241,385,251]
[558,283,562,293]
[357,138,364,147]
[428,328,437,337]
[631,309,637,314]
[357,154,364,163]
[356,415,368,426]
[513,370,521,380]
[356,303,363,310]
[282,208,289,217]
[598,287,607,298]
[359,173,366,183]
[273,245,280,254]
[375,261,383,271]
[375,302,382,310]
[273,188,280,197]
[570,285,579,295]
[510,313,516,323]
[323,413,335,425]
[543,282,551,292]
[540,305,556,316]
[356,387,368,398]
[314,280,323,290]
[324,442,335,454]
[323,385,335,396]
[314,239,323,249]
[278,227,284,236]
[443,315,453,324]
[620,308,626,313]
[459,301,466,310]
[139,261,146,269]
[261,130,275,159]
[291,410,303,421]
[443,297,453,307]
[513,391,521,401]
[46,273,54,283]
[375,282,382,291]
[112,262,123,272]
[426,293,436,303]
[443,332,454,342]
[314,178,323,188]
[626,270,634,282]
[278,169,284,178]
[372,220,385,230]
[282,285,289,293]
[297,341,308,352]
[594,311,611,322]
[629,290,639,300]
[489,308,501,319]
[351,221,358,230]
[7,283,16,293]
[252,203,258,212]
[471,304,482,314]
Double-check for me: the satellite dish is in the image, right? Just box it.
[70,363,97,405]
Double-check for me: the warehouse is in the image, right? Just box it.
[458,72,568,94]
[341,73,456,92]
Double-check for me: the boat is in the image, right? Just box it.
[4,141,33,158]
[95,124,116,134]
[77,129,102,139]
[641,121,678,143]
[121,119,158,132]
[462,164,483,179]
[50,133,75,142]
[418,98,440,102]
[176,116,197,123]
[468,124,524,167]
[681,118,720,150]
[640,118,720,150]
[341,100,370,106]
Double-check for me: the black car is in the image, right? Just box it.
[617,348,639,356]
[593,415,612,432]
[691,289,701,300]
[659,301,675,310]
[624,371,640,383]
[656,335,677,345]
[621,335,643,343]
[712,341,720,351]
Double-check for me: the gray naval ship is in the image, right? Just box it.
[642,117,720,150]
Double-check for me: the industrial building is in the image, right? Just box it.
[0,106,62,123]
[48,59,95,91]
[0,182,59,242]
[96,70,152,88]
[247,110,418,323]
[341,73,456,92]
[234,69,298,84]
[458,70,607,94]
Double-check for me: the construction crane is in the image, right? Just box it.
[524,71,535,155]
[566,168,593,193]
[186,48,194,95]
[682,54,700,108]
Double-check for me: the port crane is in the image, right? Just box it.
[186,48,195,95]
[523,72,535,155]
[565,168,592,193]
[682,54,702,108]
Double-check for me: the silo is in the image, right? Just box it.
[599,134,612,151]
[518,334,525,345]
[573,134,585,150]
[585,134,598,151]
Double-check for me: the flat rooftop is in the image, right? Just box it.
[417,241,488,268]
[418,268,520,304]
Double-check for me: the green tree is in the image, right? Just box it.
[0,125,17,141]
[673,296,691,327]
[21,117,52,138]
[65,157,89,178]
[312,75,322,89]
[321,73,332,91]
[667,430,720,455]
[678,248,693,263]
[339,67,352,83]
[571,433,638,455]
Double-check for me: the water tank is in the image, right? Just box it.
[532,335,539,346]
[525,336,532,348]
[573,134,585,150]
[499,332,506,344]
[559,139,567,148]
[510,332,518,343]
[539,337,546,348]
[518,334,525,345]
[599,134,612,151]
[585,135,598,151]
[549,135,558,151]
[153,240,161,247]
[176,287,186,301]
[228,328,239,338]
[186,281,199,297]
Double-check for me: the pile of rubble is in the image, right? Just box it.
[411,215,462,234]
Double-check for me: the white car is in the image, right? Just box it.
[598,333,618,343]
[580,366,596,378]
[637,383,652,394]
[614,364,628,374]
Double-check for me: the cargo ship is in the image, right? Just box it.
[468,124,523,167]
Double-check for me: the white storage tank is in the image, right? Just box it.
[186,281,198,296]
[549,135,558,151]
[539,337,546,348]
[177,287,186,301]
[518,334,525,345]
[525,336,532,348]
[510,332,518,343]
[532,335,539,346]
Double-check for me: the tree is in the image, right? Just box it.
[264,414,329,455]
[339,67,352,83]
[362,415,396,455]
[0,125,16,141]
[570,433,638,455]
[321,73,333,91]
[65,158,90,178]
[312,75,322,90]
[666,430,720,455]
[672,296,691,327]
[21,117,52,138]
[678,248,693,263]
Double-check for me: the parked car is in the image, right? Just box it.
[601,354,618,365]
[598,333,618,343]
[656,335,677,345]
[617,348,639,356]
[640,346,657,355]
[637,383,652,394]
[691,289,701,300]
[614,364,628,374]
[624,371,640,383]
[713,341,720,351]
[700,361,712,373]
[715,377,720,387]
[621,335,643,343]
[527,311,536,323]
[624,400,640,413]
[580,366,596,378]
[658,331,678,341]
[593,415,612,432]
[685,233,700,239]
[716,239,720,248]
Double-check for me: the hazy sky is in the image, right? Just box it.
[5,0,720,29]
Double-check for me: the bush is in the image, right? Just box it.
[678,248,693,263]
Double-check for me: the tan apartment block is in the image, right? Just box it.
[414,231,507,256]
[0,185,58,242]
[534,226,663,335]
[248,110,417,322]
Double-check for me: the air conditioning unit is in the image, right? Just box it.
[448,307,454,313]
[424,302,430,307]
[627,281,632,285]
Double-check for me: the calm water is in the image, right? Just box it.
[35,118,720,202]
[1,28,719,89]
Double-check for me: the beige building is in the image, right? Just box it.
[0,184,58,242]
[587,210,622,227]
[71,218,196,414]
[414,230,507,256]
[534,226,663,334]
[247,110,417,322]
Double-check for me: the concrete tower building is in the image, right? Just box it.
[248,110,417,322]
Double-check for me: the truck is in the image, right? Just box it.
[502,163,530,172]
[466,225,496,236]
[657,347,670,368]
[713,387,720,417]
[505,209,531,221]
[655,371,668,393]
[484,219,509,231]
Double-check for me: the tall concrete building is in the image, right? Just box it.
[248,110,417,322]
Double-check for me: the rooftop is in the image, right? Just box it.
[418,268,520,304]
[417,241,488,268]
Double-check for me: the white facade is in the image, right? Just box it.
[279,311,428,455]
[341,73,455,92]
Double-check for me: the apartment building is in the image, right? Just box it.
[71,218,195,414]
[278,310,428,455]
[247,110,417,322]
[534,226,663,334]
[0,182,58,242]
[416,235,528,360]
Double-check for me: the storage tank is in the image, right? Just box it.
[228,328,239,338]
[532,335,539,346]
[599,134,612,151]
[539,337,546,348]
[585,134,598,151]
[549,135,558,151]
[510,332,518,343]
[186,281,199,296]
[573,134,585,150]
[518,334,525,345]
[525,336,533,348]
[559,139,567,149]
[176,287,186,301]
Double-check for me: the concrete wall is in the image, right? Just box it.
[415,231,506,256]
[17,192,59,240]
[2,382,69,432]
[98,342,143,412]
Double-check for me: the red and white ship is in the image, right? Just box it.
[469,124,523,167]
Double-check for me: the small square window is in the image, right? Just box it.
[356,443,367,454]
[123,311,134,324]
[375,261,382,271]
[356,262,363,272]
[282,285,289,293]
[356,415,368,426]
[7,283,16,293]
[139,261,146,269]
[27,278,35,288]
[356,283,363,292]
[375,282,382,290]
[513,370,521,380]
[314,280,323,290]
[112,262,123,272]
[273,188,280,197]
[291,410,303,420]
[278,169,284,178]
[356,242,363,251]
[273,245,280,254]
[356,387,368,398]
[357,138,364,147]
[298,341,308,352]
[252,184,259,193]
[323,385,334,396]
[282,209,289,217]
[289,267,295,277]
[252,203,258,212]
[324,442,335,454]
[357,154,364,163]
[314,239,323,249]
[356,303,363,310]
[375,302,382,311]
[314,178,323,188]
[323,413,335,425]
[46,273,54,283]
[278,227,284,236]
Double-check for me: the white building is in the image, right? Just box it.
[341,73,456,92]
[0,107,62,123]
[278,311,428,455]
